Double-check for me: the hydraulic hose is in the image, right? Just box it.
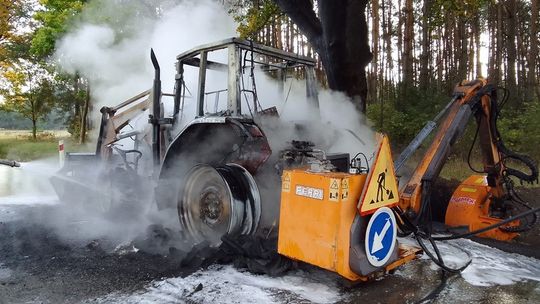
[0,159,20,167]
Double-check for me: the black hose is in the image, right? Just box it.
[416,271,452,304]
[466,121,484,174]
[0,160,21,167]
[394,207,472,273]
[499,185,538,233]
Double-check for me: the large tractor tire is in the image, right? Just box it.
[178,164,261,246]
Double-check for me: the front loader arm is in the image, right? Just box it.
[95,90,152,159]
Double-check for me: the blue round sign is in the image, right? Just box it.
[365,207,397,267]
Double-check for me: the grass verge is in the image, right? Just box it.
[0,130,87,162]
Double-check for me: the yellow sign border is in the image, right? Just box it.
[357,134,399,215]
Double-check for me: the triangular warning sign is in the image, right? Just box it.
[358,135,399,215]
[283,173,291,182]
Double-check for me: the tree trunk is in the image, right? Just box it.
[397,0,403,83]
[274,0,372,113]
[419,0,431,89]
[488,3,496,79]
[275,15,282,50]
[527,0,539,101]
[370,0,380,103]
[31,113,37,140]
[79,82,90,144]
[383,0,393,100]
[505,0,517,101]
[494,2,504,85]
[436,26,443,89]
[32,121,37,140]
[443,14,453,92]
[457,19,468,82]
[468,25,474,79]
[402,0,414,86]
[474,14,482,78]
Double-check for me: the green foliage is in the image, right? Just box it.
[367,85,449,149]
[0,60,57,139]
[430,0,490,26]
[0,109,66,129]
[367,83,540,175]
[497,102,540,159]
[50,74,87,138]
[30,0,85,58]
[232,0,280,39]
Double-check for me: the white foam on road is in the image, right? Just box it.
[99,265,342,304]
[406,236,540,287]
[438,239,540,286]
[0,263,12,281]
[0,195,58,205]
[0,160,58,199]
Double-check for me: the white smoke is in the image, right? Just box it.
[55,0,237,110]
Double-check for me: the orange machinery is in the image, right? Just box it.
[397,79,538,241]
[278,136,419,282]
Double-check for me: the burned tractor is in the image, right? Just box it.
[52,37,322,238]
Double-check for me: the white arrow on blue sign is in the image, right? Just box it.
[365,206,397,267]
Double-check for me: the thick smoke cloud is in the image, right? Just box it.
[55,0,237,111]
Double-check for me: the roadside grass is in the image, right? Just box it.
[0,130,89,162]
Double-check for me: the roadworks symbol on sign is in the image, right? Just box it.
[329,178,340,202]
[358,135,399,215]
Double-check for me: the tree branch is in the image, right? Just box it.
[273,0,322,47]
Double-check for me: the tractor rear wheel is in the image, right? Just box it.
[178,164,261,246]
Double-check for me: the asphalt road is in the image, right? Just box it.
[0,164,539,303]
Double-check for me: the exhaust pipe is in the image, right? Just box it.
[150,48,162,168]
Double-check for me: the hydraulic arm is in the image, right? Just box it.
[398,79,538,240]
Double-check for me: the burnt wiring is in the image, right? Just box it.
[350,152,370,173]
[112,146,143,171]
[241,50,254,117]
[248,41,263,112]
[240,43,264,117]
[281,75,294,110]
